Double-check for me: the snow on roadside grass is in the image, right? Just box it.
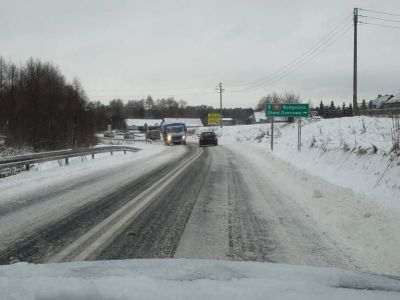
[1,259,400,300]
[0,146,33,178]
[215,117,400,210]
[0,142,167,201]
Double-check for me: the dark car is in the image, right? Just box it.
[103,131,115,138]
[146,130,161,140]
[199,131,218,146]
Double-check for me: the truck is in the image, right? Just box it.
[161,123,187,145]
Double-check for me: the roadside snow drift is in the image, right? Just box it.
[1,259,400,300]
[214,116,400,210]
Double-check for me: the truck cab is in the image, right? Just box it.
[162,123,187,145]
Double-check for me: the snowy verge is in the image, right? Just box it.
[227,144,400,276]
[1,259,399,300]
[214,117,400,210]
[0,142,166,194]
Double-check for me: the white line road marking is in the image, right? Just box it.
[48,146,203,263]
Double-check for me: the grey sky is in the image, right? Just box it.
[1,0,399,108]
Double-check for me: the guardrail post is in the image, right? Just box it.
[65,157,69,165]
[92,153,95,159]
[111,151,113,155]
[26,164,30,170]
[124,150,126,155]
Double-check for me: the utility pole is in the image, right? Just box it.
[216,82,224,128]
[353,7,358,116]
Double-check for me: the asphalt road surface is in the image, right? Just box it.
[0,143,369,272]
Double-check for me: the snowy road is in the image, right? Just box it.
[0,143,399,276]
[0,145,192,263]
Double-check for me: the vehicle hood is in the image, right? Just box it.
[1,259,399,299]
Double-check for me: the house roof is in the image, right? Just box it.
[370,95,393,107]
[125,119,163,127]
[386,92,400,104]
[163,118,203,127]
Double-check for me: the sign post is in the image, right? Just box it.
[265,103,309,152]
[298,118,301,151]
[271,117,274,151]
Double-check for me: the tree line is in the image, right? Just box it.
[255,92,302,111]
[91,96,254,131]
[255,92,357,119]
[0,57,254,151]
[0,57,96,151]
[317,101,353,118]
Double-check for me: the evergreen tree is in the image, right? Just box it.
[348,103,353,116]
[319,101,324,117]
[368,100,373,109]
[361,99,367,110]
[328,101,336,118]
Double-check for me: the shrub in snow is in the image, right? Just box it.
[310,136,317,148]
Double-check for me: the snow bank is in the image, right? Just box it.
[0,146,33,178]
[1,259,399,300]
[214,117,400,210]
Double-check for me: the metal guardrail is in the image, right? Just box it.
[0,146,140,170]
[98,137,153,145]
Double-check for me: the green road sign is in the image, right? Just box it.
[208,113,221,125]
[266,103,309,117]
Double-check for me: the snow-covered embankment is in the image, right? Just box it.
[216,116,400,210]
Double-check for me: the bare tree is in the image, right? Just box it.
[256,91,302,111]
[0,56,95,150]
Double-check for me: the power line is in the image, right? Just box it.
[358,8,400,18]
[245,25,353,92]
[359,15,400,23]
[228,15,353,92]
[359,21,400,30]
[230,23,352,92]
[231,15,352,90]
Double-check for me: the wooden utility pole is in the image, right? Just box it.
[353,7,358,116]
[217,82,224,128]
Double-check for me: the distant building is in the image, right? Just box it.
[163,118,203,128]
[220,118,234,126]
[384,92,400,109]
[368,94,393,109]
[125,119,163,131]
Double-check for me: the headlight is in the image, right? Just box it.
[182,135,186,139]
[167,134,172,141]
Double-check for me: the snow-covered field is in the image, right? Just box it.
[212,116,400,211]
[1,259,400,300]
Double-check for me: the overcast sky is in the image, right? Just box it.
[1,0,399,108]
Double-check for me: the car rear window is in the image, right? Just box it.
[201,132,215,137]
